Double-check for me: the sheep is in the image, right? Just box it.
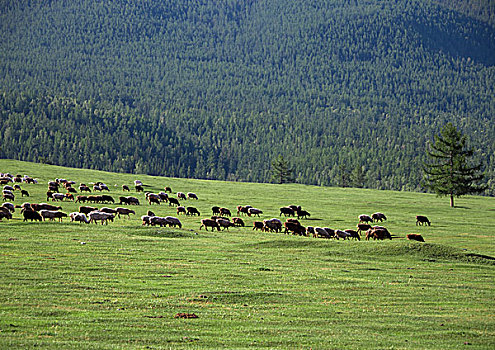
[2,202,15,213]
[236,205,252,216]
[93,184,102,192]
[334,230,350,240]
[280,207,295,217]
[372,212,387,222]
[176,206,187,215]
[248,208,263,217]
[200,218,220,231]
[416,216,431,226]
[150,216,169,227]
[212,206,221,215]
[135,185,143,192]
[119,196,140,205]
[100,207,118,215]
[296,209,311,219]
[0,207,12,220]
[219,207,231,217]
[88,211,115,225]
[344,229,361,241]
[263,218,282,233]
[186,207,200,216]
[359,214,373,223]
[357,223,372,235]
[147,210,155,217]
[32,203,62,211]
[164,216,182,228]
[13,184,21,191]
[141,215,152,226]
[40,210,68,222]
[365,227,392,240]
[79,206,98,214]
[407,233,425,242]
[253,221,264,231]
[158,192,169,202]
[3,185,14,191]
[75,195,88,203]
[168,198,180,206]
[147,193,161,205]
[314,227,334,239]
[232,217,245,227]
[164,186,172,193]
[284,221,305,235]
[3,192,14,202]
[134,180,143,186]
[122,185,130,192]
[70,212,90,224]
[177,192,187,200]
[51,193,67,201]
[187,192,198,200]
[67,187,77,194]
[22,209,42,222]
[306,226,315,237]
[115,207,135,219]
[216,218,234,231]
[79,185,91,192]
[99,183,109,191]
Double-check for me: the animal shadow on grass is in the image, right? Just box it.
[454,206,471,209]
[305,218,322,221]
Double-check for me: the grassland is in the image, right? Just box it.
[0,159,494,349]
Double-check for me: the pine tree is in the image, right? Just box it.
[271,155,294,184]
[423,123,486,207]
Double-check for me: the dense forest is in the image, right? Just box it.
[0,0,494,193]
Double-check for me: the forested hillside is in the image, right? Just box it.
[0,0,494,193]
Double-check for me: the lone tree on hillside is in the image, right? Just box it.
[271,155,294,184]
[423,123,486,207]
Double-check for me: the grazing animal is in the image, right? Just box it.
[141,215,152,226]
[158,192,169,202]
[150,216,169,227]
[0,207,13,220]
[79,206,98,214]
[3,185,14,191]
[416,215,431,226]
[2,202,15,213]
[232,217,245,227]
[200,218,220,231]
[88,211,115,225]
[164,216,182,228]
[219,207,231,217]
[70,212,90,224]
[135,185,143,192]
[253,221,264,231]
[177,206,187,215]
[115,207,135,219]
[407,233,425,242]
[32,203,62,211]
[187,192,198,200]
[296,209,311,219]
[75,195,88,203]
[372,212,387,222]
[122,185,130,192]
[186,207,200,216]
[177,192,187,200]
[147,193,161,205]
[100,195,114,203]
[100,207,118,215]
[168,197,180,206]
[216,218,234,230]
[147,210,155,216]
[236,205,252,216]
[248,208,263,217]
[334,230,350,240]
[164,186,172,193]
[284,221,306,235]
[119,196,140,205]
[344,229,361,241]
[67,187,77,193]
[263,218,283,233]
[357,223,372,235]
[51,193,67,201]
[22,209,42,222]
[365,227,392,240]
[79,185,91,192]
[306,226,315,236]
[279,207,295,217]
[359,214,373,223]
[40,210,68,222]
[3,192,14,201]
[212,206,221,215]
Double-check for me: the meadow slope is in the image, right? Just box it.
[0,159,494,349]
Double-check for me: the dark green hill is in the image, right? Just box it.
[0,0,493,192]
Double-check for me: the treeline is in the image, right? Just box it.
[0,0,494,193]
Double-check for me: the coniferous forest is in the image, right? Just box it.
[0,0,494,193]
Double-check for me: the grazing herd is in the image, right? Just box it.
[0,171,430,242]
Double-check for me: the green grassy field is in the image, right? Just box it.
[1,159,494,349]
